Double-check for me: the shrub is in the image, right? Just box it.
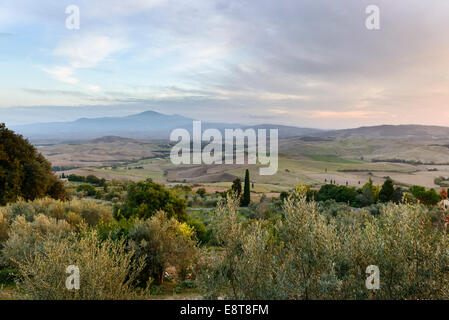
[409,185,441,206]
[316,184,358,205]
[65,199,112,226]
[1,214,73,268]
[196,188,206,197]
[0,198,113,227]
[117,179,187,221]
[197,192,449,300]
[76,184,96,197]
[187,218,209,244]
[128,211,198,284]
[14,230,147,300]
[179,279,196,289]
[0,267,16,285]
[0,211,10,244]
[96,216,136,242]
[67,174,85,183]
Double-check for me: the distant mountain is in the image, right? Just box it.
[318,124,449,141]
[11,110,322,142]
[245,124,322,138]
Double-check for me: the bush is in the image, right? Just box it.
[76,184,96,197]
[0,198,113,232]
[128,211,198,284]
[67,174,85,183]
[96,216,136,242]
[197,192,449,300]
[179,279,197,289]
[409,185,441,205]
[14,230,147,300]
[0,211,10,244]
[316,184,358,204]
[196,188,206,197]
[0,267,16,285]
[117,179,187,221]
[187,218,209,244]
[1,214,73,268]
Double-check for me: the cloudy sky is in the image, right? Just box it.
[1,0,449,128]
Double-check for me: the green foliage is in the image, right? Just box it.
[179,279,197,289]
[392,187,406,204]
[68,174,105,186]
[1,214,73,268]
[197,193,449,300]
[409,185,441,205]
[241,169,251,207]
[187,218,209,244]
[172,184,192,192]
[96,216,136,242]
[280,192,289,202]
[0,123,67,205]
[14,229,147,300]
[76,184,96,196]
[127,211,198,285]
[231,178,242,198]
[117,179,187,221]
[360,178,376,206]
[379,178,395,203]
[196,188,206,197]
[0,197,113,248]
[67,174,86,183]
[85,175,106,186]
[0,267,16,285]
[316,184,358,205]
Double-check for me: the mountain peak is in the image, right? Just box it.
[127,110,164,118]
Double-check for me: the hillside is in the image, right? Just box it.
[12,110,321,142]
[320,124,449,141]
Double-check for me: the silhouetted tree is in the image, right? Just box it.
[379,178,395,203]
[241,169,251,207]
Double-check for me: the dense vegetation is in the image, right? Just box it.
[197,191,449,299]
[314,178,441,207]
[1,182,448,300]
[1,123,448,300]
[115,179,187,221]
[0,123,66,205]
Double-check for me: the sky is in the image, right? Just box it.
[1,0,449,129]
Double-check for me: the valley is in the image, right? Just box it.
[37,127,449,193]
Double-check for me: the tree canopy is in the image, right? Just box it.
[0,123,66,205]
[409,185,441,206]
[379,177,395,203]
[117,178,187,221]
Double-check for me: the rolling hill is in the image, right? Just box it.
[319,124,449,141]
[11,110,322,142]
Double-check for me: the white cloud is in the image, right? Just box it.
[42,35,128,85]
[87,85,101,91]
[42,66,78,84]
[53,35,127,69]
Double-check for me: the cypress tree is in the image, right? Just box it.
[379,177,395,203]
[242,169,251,207]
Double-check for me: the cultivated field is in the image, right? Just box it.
[37,135,449,192]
